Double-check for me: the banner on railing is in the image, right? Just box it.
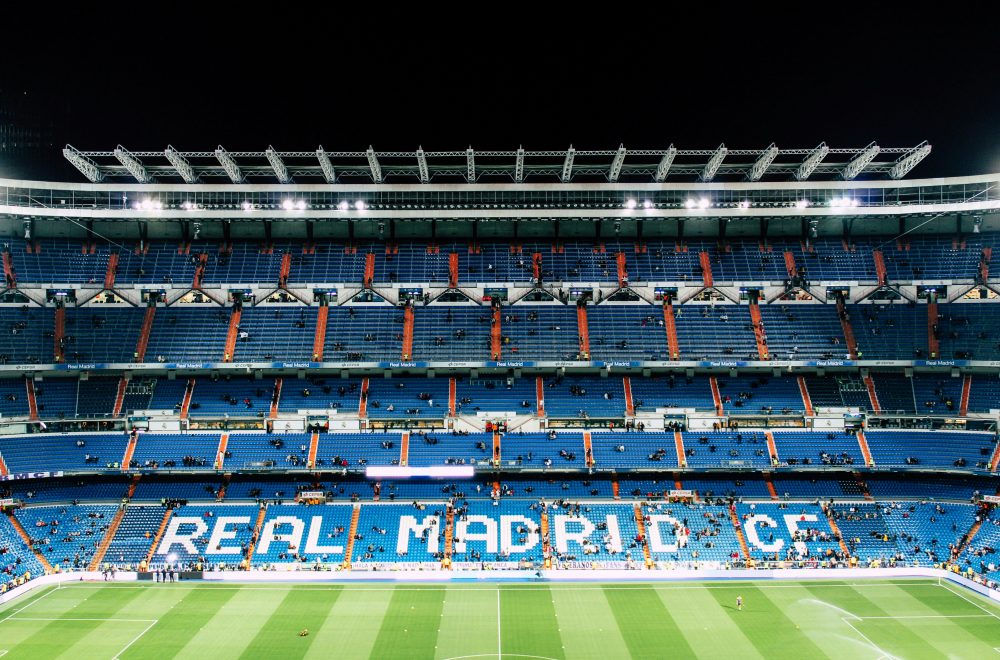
[669,489,694,497]
[982,495,1000,504]
[0,471,62,482]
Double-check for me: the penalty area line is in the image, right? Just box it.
[112,618,160,660]
[935,582,1000,621]
[840,617,899,660]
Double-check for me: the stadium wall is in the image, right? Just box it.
[3,568,997,607]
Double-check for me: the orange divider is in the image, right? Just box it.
[222,308,242,362]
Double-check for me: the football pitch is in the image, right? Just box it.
[0,579,998,659]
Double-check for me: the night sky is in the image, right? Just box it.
[2,5,998,180]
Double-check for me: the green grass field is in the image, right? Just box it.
[0,578,998,659]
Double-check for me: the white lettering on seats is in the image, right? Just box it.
[784,513,819,556]
[156,517,208,555]
[206,516,253,555]
[396,515,441,555]
[304,516,343,555]
[257,516,305,556]
[647,514,683,553]
[743,514,784,553]
[455,515,497,554]
[500,515,540,554]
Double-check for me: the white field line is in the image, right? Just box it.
[4,617,157,622]
[841,617,901,660]
[935,582,1000,622]
[49,581,937,592]
[857,614,994,619]
[496,588,502,660]
[0,587,60,623]
[112,619,160,660]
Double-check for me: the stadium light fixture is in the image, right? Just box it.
[748,143,778,182]
[796,199,810,209]
[643,200,653,209]
[561,145,576,183]
[366,465,475,478]
[608,144,627,183]
[296,200,306,211]
[114,145,152,183]
[739,200,751,210]
[624,199,637,210]
[282,199,294,211]
[514,147,526,183]
[843,142,880,180]
[355,200,367,211]
[796,142,829,181]
[62,145,103,183]
[242,201,252,212]
[685,198,697,209]
[165,145,198,183]
[265,145,291,184]
[366,146,383,183]
[698,197,711,209]
[889,141,932,179]
[654,145,678,182]
[214,145,243,183]
[701,144,727,182]
[416,147,430,184]
[338,201,350,211]
[316,146,337,183]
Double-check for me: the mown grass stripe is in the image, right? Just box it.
[604,585,695,659]
[551,583,632,659]
[172,585,291,658]
[118,586,241,659]
[878,582,1000,655]
[802,583,940,658]
[656,585,766,660]
[303,585,393,660]
[434,587,499,660]
[238,587,341,659]
[8,582,152,658]
[369,588,446,660]
[711,586,831,659]
[500,585,564,660]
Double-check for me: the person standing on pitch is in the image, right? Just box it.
[737,595,743,611]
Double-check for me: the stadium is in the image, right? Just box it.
[0,136,996,658]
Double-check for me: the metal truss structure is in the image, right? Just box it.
[63,141,932,184]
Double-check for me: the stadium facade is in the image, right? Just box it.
[0,142,1000,594]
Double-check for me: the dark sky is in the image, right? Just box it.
[2,5,999,180]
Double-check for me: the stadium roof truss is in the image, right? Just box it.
[64,142,932,185]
